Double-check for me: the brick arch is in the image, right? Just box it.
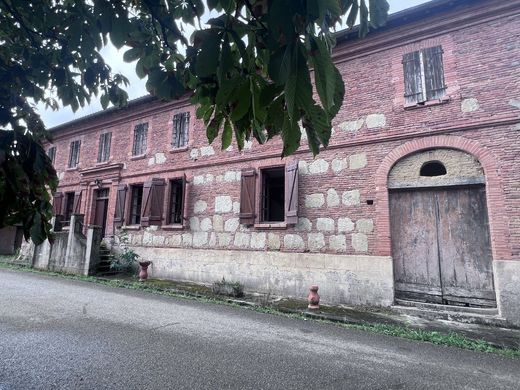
[374,135,512,260]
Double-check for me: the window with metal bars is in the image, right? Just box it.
[97,132,112,163]
[172,112,190,148]
[168,179,184,224]
[132,123,148,156]
[403,46,446,105]
[129,184,144,225]
[68,140,81,168]
[47,146,56,164]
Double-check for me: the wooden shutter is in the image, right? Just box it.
[141,178,166,227]
[73,190,82,214]
[52,192,63,215]
[285,161,299,225]
[114,184,127,228]
[423,46,446,101]
[240,169,256,225]
[182,174,190,228]
[402,51,424,104]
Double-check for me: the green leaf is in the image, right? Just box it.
[206,113,223,144]
[110,17,129,48]
[281,114,301,157]
[123,47,141,63]
[310,36,336,114]
[359,0,369,37]
[345,1,358,28]
[221,119,233,150]
[284,43,313,122]
[369,0,389,28]
[230,80,251,122]
[329,66,345,117]
[195,30,222,78]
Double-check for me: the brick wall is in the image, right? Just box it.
[47,1,520,260]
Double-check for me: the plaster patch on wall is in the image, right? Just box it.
[352,233,368,252]
[308,233,325,251]
[356,219,374,234]
[224,218,239,232]
[461,98,479,113]
[217,233,232,247]
[58,172,65,180]
[193,232,209,247]
[331,158,348,173]
[193,175,205,185]
[181,233,193,247]
[317,218,335,232]
[365,114,386,129]
[329,235,347,252]
[509,99,520,110]
[224,171,241,182]
[200,217,213,232]
[200,146,215,156]
[349,153,367,170]
[232,202,240,214]
[216,175,224,183]
[250,232,267,249]
[308,159,329,174]
[215,196,233,213]
[295,217,312,232]
[166,235,181,247]
[189,217,200,231]
[342,190,360,206]
[305,193,325,208]
[283,234,305,250]
[190,148,200,159]
[234,232,251,248]
[326,189,340,207]
[143,231,153,246]
[213,215,223,232]
[225,145,234,152]
[268,233,281,250]
[152,235,165,246]
[132,234,143,246]
[194,200,207,214]
[338,218,355,233]
[298,160,309,174]
[339,118,364,132]
[209,232,217,247]
[244,140,253,150]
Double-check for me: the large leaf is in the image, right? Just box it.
[284,43,313,122]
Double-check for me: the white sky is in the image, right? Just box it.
[40,0,430,127]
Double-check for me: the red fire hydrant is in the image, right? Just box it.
[138,261,151,282]
[308,285,320,310]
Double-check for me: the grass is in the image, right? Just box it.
[1,261,519,359]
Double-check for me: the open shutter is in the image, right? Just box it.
[402,51,424,104]
[52,192,63,216]
[240,169,256,225]
[423,46,446,101]
[141,178,165,227]
[73,190,82,214]
[182,174,190,228]
[114,184,127,228]
[285,161,299,225]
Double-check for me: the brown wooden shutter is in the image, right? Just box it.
[423,46,446,101]
[285,161,299,225]
[73,190,82,214]
[52,192,63,216]
[402,51,423,104]
[182,174,190,228]
[114,184,127,228]
[141,178,166,227]
[240,169,256,225]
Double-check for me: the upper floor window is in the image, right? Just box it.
[172,112,190,148]
[98,132,112,163]
[132,123,148,156]
[47,146,56,165]
[402,46,446,105]
[68,140,81,168]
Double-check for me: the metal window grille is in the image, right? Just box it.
[132,123,148,155]
[68,140,81,168]
[172,112,190,148]
[97,132,112,163]
[47,147,56,164]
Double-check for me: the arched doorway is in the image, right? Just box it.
[388,148,496,308]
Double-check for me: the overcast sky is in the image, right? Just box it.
[40,0,431,128]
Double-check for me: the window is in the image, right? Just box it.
[129,185,144,225]
[68,140,81,168]
[239,161,299,226]
[403,46,446,105]
[420,161,447,177]
[260,167,285,222]
[64,192,75,223]
[168,179,185,224]
[132,123,148,156]
[97,132,112,163]
[172,112,190,148]
[47,147,56,165]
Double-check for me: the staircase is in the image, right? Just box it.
[96,242,117,276]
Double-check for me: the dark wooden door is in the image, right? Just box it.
[390,185,495,308]
[94,189,109,237]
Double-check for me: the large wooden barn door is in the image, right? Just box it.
[390,185,495,308]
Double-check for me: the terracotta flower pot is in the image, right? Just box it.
[308,285,320,310]
[138,261,151,282]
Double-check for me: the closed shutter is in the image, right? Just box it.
[114,184,127,228]
[73,190,82,214]
[141,178,166,227]
[182,174,190,228]
[402,51,424,104]
[285,161,299,225]
[240,169,256,225]
[52,192,63,215]
[423,46,446,101]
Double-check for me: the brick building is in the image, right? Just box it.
[45,0,520,325]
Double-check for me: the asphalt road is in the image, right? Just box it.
[1,269,519,390]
